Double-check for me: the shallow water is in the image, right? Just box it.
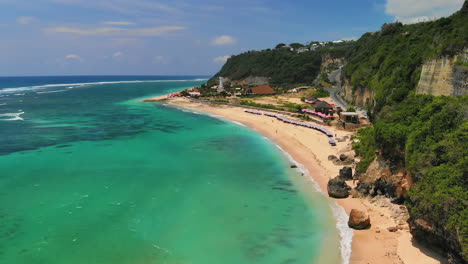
[0,76,341,264]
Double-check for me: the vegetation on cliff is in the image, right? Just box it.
[343,3,467,113]
[350,2,467,261]
[208,41,354,88]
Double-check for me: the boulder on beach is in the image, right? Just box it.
[328,155,338,161]
[348,209,371,229]
[339,166,353,180]
[327,177,351,198]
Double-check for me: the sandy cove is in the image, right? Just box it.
[146,96,442,264]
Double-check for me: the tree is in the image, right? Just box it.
[275,43,286,49]
[290,43,305,49]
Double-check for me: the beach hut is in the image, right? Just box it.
[314,101,333,114]
[340,112,359,123]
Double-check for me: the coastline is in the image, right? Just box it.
[145,96,443,264]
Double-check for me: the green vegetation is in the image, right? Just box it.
[454,59,468,68]
[348,3,468,260]
[343,6,467,113]
[210,49,322,87]
[310,88,330,98]
[207,41,355,88]
[352,127,376,173]
[353,95,468,260]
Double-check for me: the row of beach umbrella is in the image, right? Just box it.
[244,109,263,115]
[243,110,336,145]
[302,109,334,119]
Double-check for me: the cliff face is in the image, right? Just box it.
[416,49,468,97]
[341,79,375,106]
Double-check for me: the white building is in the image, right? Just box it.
[218,77,225,93]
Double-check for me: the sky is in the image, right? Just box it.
[0,0,464,76]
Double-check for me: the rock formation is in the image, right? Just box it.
[327,177,351,198]
[348,209,371,230]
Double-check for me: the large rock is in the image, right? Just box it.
[339,167,353,180]
[327,178,351,198]
[355,182,372,195]
[348,209,371,229]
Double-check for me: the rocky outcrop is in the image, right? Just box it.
[348,209,371,229]
[340,78,375,106]
[354,157,412,204]
[339,166,353,180]
[416,49,468,97]
[327,177,351,198]
[409,218,465,264]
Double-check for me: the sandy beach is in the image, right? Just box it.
[145,96,443,264]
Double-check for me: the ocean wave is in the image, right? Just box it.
[0,78,208,95]
[274,144,352,264]
[0,111,25,121]
[231,121,247,127]
[36,89,68,94]
[0,103,6,106]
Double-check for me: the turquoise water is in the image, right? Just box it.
[0,77,341,264]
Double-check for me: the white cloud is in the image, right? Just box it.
[65,54,83,62]
[113,51,123,57]
[102,21,136,26]
[212,35,235,46]
[46,26,186,36]
[213,55,231,63]
[17,16,34,25]
[385,0,464,24]
[153,55,169,64]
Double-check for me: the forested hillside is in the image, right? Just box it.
[208,41,353,87]
[348,2,467,262]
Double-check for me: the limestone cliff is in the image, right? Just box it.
[341,79,375,106]
[416,49,468,97]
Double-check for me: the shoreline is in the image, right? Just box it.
[145,95,443,264]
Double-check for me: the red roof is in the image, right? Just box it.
[251,85,276,95]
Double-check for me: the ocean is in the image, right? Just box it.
[0,76,343,264]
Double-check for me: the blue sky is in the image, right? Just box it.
[0,0,464,76]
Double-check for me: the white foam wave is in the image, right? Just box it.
[0,78,208,95]
[0,103,6,106]
[231,121,246,127]
[36,89,68,94]
[0,111,25,121]
[274,144,352,264]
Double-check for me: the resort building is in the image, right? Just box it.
[246,85,276,96]
[218,77,225,93]
[187,88,201,97]
[339,112,359,123]
[314,100,334,114]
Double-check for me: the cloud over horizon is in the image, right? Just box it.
[46,26,186,37]
[213,55,231,63]
[65,54,83,62]
[16,16,34,25]
[102,21,136,26]
[212,35,235,46]
[385,0,464,23]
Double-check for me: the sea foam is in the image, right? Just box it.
[0,78,209,95]
[0,111,25,121]
[275,144,353,264]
